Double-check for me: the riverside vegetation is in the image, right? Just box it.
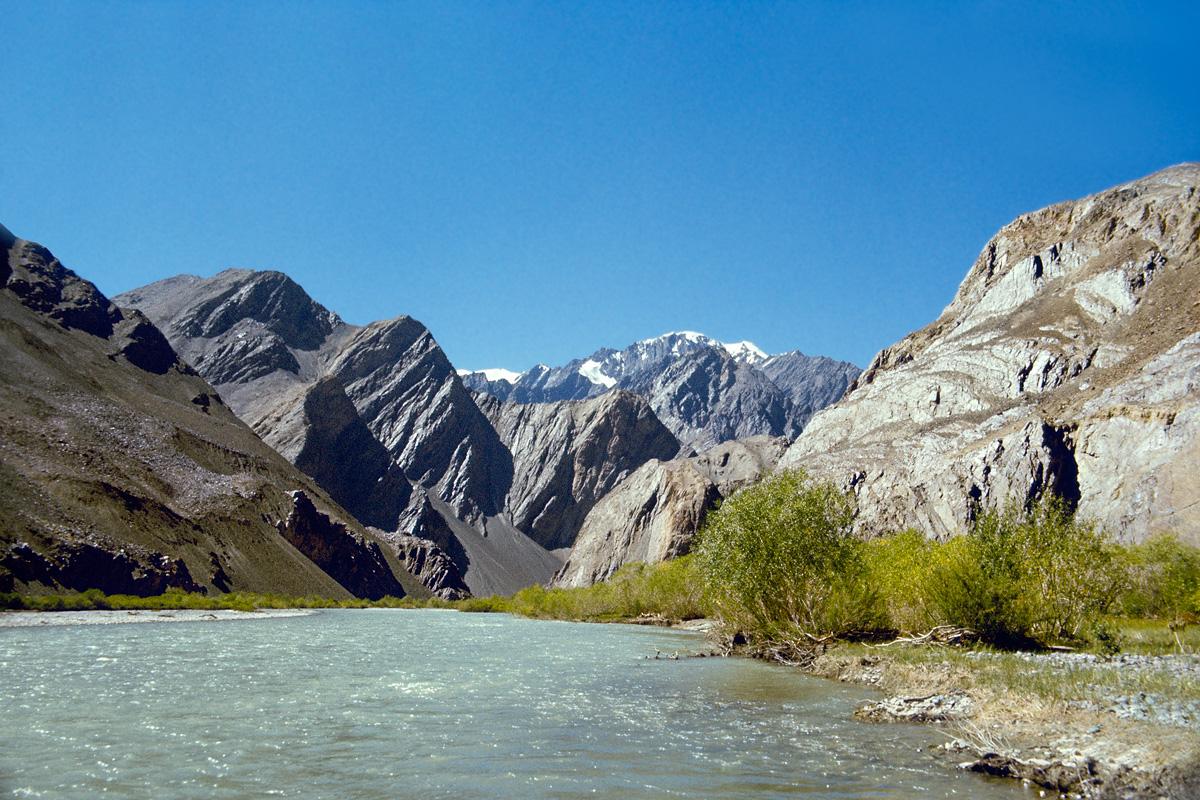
[8,470,1199,653]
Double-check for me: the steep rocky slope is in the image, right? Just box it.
[781,163,1200,543]
[0,225,423,598]
[121,272,684,594]
[462,331,859,450]
[760,351,861,429]
[476,390,681,550]
[120,271,533,594]
[554,436,789,586]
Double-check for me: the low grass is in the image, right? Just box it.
[831,622,1200,709]
[445,556,709,622]
[0,557,708,622]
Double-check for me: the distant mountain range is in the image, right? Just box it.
[460,331,860,450]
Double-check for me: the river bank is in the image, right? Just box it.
[730,632,1200,799]
[0,608,316,627]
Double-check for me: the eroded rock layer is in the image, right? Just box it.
[781,163,1200,543]
[554,436,789,586]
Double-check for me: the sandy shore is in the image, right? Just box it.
[0,608,316,628]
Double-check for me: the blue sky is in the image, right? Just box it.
[2,2,1197,370]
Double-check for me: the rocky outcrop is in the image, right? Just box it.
[1,226,420,598]
[554,436,789,586]
[760,351,860,428]
[463,331,859,450]
[120,270,531,595]
[275,490,404,599]
[1,539,201,596]
[781,163,1200,543]
[480,390,682,550]
[373,530,470,600]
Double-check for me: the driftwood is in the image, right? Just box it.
[867,625,976,648]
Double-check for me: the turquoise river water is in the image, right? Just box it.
[0,609,1027,798]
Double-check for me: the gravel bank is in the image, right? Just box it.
[0,609,316,627]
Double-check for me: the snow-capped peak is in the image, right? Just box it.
[634,331,769,364]
[638,330,710,346]
[721,340,769,364]
[457,368,523,384]
[578,359,617,388]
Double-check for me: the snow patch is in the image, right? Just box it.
[578,359,617,388]
[639,330,709,345]
[721,340,769,364]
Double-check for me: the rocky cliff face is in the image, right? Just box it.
[478,390,682,550]
[120,271,521,594]
[760,351,860,429]
[461,331,859,450]
[554,436,789,586]
[0,225,421,598]
[121,271,684,595]
[781,164,1200,543]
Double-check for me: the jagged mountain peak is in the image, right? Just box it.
[118,267,342,352]
[461,330,858,449]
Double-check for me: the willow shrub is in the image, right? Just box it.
[1117,533,1200,620]
[695,470,880,642]
[862,529,940,634]
[928,497,1123,646]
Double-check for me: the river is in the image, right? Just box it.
[0,609,1024,798]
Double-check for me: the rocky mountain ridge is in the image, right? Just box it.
[461,331,859,450]
[780,163,1200,543]
[0,224,424,599]
[119,272,686,595]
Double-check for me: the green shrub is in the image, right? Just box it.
[495,556,707,622]
[929,497,1121,646]
[696,470,878,642]
[1117,533,1200,620]
[863,529,939,633]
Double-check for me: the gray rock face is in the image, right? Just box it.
[275,490,405,600]
[479,390,682,550]
[760,351,860,429]
[781,163,1200,543]
[554,436,789,587]
[462,331,859,450]
[1,228,420,599]
[372,530,470,600]
[121,271,684,596]
[121,271,527,595]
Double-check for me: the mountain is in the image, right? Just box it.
[120,271,684,595]
[476,390,681,550]
[780,163,1200,543]
[553,436,789,587]
[759,351,861,429]
[461,331,860,450]
[0,224,424,599]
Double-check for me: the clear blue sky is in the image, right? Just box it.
[2,2,1197,370]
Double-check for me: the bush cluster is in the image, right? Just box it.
[695,470,878,643]
[694,470,1199,649]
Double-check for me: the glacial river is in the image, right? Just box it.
[0,609,1024,799]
